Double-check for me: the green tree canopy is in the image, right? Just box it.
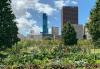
[87,0,100,47]
[62,23,77,45]
[0,0,20,50]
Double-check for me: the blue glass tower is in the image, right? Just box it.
[43,13,48,35]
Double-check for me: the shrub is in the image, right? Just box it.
[62,23,77,45]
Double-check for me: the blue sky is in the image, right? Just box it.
[79,0,95,24]
[11,0,96,35]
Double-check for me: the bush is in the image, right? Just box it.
[62,23,77,45]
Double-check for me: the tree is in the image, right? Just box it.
[87,0,100,47]
[62,23,77,45]
[0,0,20,50]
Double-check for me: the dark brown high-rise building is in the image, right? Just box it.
[62,6,78,28]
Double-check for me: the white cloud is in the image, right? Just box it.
[54,0,78,10]
[55,0,71,10]
[55,0,65,10]
[11,0,26,17]
[16,18,34,33]
[11,0,56,35]
[31,25,42,35]
[35,3,56,15]
[25,12,32,18]
[65,0,70,6]
[16,17,42,35]
[72,0,78,6]
[11,0,56,16]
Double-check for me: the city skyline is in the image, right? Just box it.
[11,0,96,36]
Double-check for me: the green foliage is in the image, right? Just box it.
[87,0,100,47]
[62,23,77,45]
[95,53,100,60]
[96,60,100,63]
[0,0,20,50]
[69,46,81,53]
[77,39,91,46]
[94,38,100,47]
[51,45,65,58]
[0,39,96,68]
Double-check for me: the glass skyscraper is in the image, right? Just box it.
[43,13,48,35]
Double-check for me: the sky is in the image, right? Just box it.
[11,0,96,36]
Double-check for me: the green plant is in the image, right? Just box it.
[87,0,100,47]
[32,59,42,65]
[62,23,77,45]
[69,46,81,53]
[0,39,97,67]
[0,0,20,50]
[51,45,65,58]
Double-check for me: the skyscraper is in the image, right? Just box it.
[43,13,48,35]
[62,6,78,28]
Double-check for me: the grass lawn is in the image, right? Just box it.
[96,60,100,63]
[91,49,100,54]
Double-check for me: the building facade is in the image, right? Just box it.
[52,27,59,39]
[43,13,48,35]
[73,24,84,39]
[17,34,25,39]
[84,27,91,39]
[62,6,78,28]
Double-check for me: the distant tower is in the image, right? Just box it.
[62,6,78,28]
[43,13,48,35]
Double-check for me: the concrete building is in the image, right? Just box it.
[62,6,78,28]
[17,34,26,39]
[73,24,84,39]
[52,27,59,39]
[43,13,48,35]
[27,35,42,40]
[27,30,42,40]
[84,27,91,39]
[42,34,53,40]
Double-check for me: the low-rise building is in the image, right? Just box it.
[52,27,59,39]
[17,34,26,39]
[84,27,91,40]
[73,24,84,39]
[27,30,42,40]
